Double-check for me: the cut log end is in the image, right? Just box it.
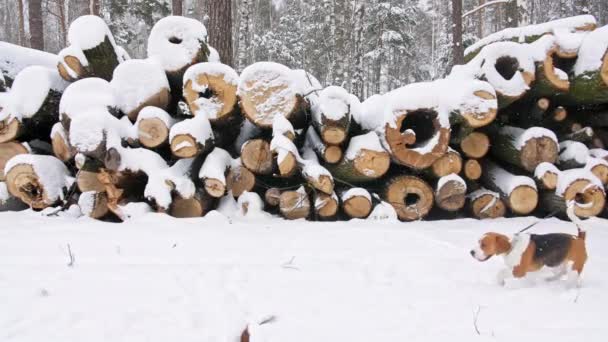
[553,107,567,122]
[520,137,558,172]
[385,175,434,221]
[310,175,334,196]
[171,134,200,158]
[0,118,22,144]
[279,189,311,220]
[435,179,466,212]
[127,89,171,122]
[537,170,559,190]
[227,166,256,198]
[170,194,212,218]
[0,142,29,181]
[463,159,482,181]
[324,145,343,164]
[51,132,74,162]
[138,117,170,148]
[6,164,61,209]
[542,53,570,92]
[460,132,490,159]
[183,73,238,123]
[462,90,498,128]
[343,196,372,219]
[353,149,391,180]
[241,139,273,175]
[590,163,608,186]
[385,109,450,169]
[470,194,506,219]
[321,127,347,145]
[277,152,298,177]
[78,170,106,193]
[508,185,538,215]
[204,179,227,198]
[57,55,87,81]
[265,188,281,207]
[566,180,606,218]
[315,193,338,219]
[431,150,463,178]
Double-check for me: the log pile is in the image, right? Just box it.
[1,14,608,222]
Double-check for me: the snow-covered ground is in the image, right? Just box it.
[1,211,607,341]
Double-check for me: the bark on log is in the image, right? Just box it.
[4,155,70,209]
[463,159,482,181]
[480,160,538,215]
[325,132,390,183]
[62,16,121,81]
[468,188,507,219]
[238,62,307,129]
[435,175,467,212]
[383,109,450,170]
[490,125,558,172]
[0,141,29,181]
[183,63,240,125]
[169,191,214,218]
[340,188,372,219]
[279,186,310,220]
[384,175,434,221]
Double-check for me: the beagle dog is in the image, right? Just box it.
[470,205,588,286]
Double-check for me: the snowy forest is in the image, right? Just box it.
[1,0,605,99]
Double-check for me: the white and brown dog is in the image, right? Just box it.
[470,205,588,286]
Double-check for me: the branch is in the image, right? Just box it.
[473,306,482,335]
[463,0,511,18]
[66,243,75,267]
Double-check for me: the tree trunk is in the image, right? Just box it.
[489,125,559,172]
[17,0,26,46]
[204,0,233,66]
[480,160,538,215]
[90,0,100,15]
[28,0,44,50]
[451,0,463,66]
[172,0,183,15]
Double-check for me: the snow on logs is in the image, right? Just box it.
[325,132,390,183]
[147,16,210,100]
[169,113,214,158]
[481,160,538,215]
[312,86,360,145]
[340,188,372,219]
[434,174,467,212]
[136,107,175,149]
[490,126,559,172]
[58,16,123,81]
[567,25,608,105]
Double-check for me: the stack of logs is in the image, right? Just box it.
[1,14,608,222]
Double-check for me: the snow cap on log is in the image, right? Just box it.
[237,192,269,219]
[547,168,606,218]
[0,42,60,82]
[169,113,214,158]
[367,200,399,222]
[145,158,196,210]
[60,78,116,128]
[311,86,361,145]
[183,62,239,121]
[481,160,538,215]
[574,25,608,77]
[199,147,235,198]
[492,126,559,172]
[341,188,372,219]
[238,62,303,128]
[111,58,170,121]
[57,45,88,81]
[147,16,209,73]
[464,15,596,61]
[327,132,390,182]
[467,188,506,219]
[358,94,387,131]
[534,162,561,190]
[4,154,72,209]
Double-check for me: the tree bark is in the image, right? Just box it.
[28,0,44,50]
[90,0,100,15]
[17,0,26,46]
[451,0,464,66]
[204,0,234,66]
[172,0,183,15]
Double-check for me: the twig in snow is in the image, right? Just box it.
[281,256,299,270]
[473,306,482,335]
[66,243,75,267]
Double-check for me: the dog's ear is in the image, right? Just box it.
[495,235,511,255]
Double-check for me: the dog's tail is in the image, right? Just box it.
[567,201,587,240]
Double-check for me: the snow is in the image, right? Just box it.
[111,59,169,115]
[118,202,153,220]
[0,41,60,80]
[4,154,70,203]
[585,157,608,172]
[58,45,89,70]
[553,28,588,56]
[147,16,208,72]
[589,149,608,160]
[367,200,399,222]
[199,148,234,183]
[453,42,535,97]
[237,192,269,219]
[145,158,195,210]
[136,106,175,128]
[485,161,537,195]
[358,94,386,131]
[60,78,116,119]
[345,132,385,160]
[437,173,466,191]
[464,15,596,56]
[559,141,589,165]
[1,212,607,341]
[270,134,298,166]
[555,168,604,197]
[169,113,214,145]
[342,188,371,202]
[184,62,239,87]
[574,25,608,75]
[315,86,359,121]
[0,181,8,203]
[0,66,65,122]
[69,108,135,154]
[68,15,117,51]
[77,191,96,217]
[500,126,558,150]
[272,113,295,138]
[534,162,561,179]
[208,46,221,63]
